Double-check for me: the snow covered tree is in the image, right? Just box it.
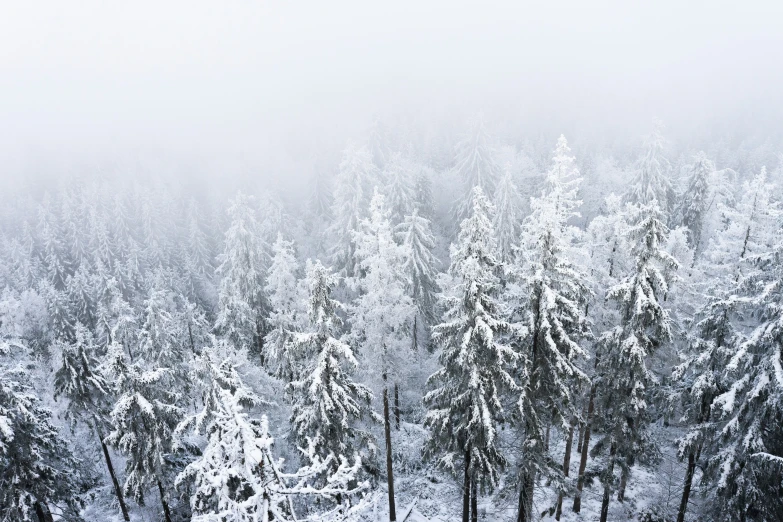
[383,152,417,226]
[329,142,378,277]
[176,342,369,522]
[54,324,130,521]
[677,152,714,254]
[452,117,500,222]
[263,233,306,382]
[424,187,517,522]
[215,193,269,362]
[493,162,523,263]
[105,342,182,522]
[0,343,82,522]
[38,198,71,291]
[286,260,375,475]
[593,202,678,522]
[396,207,440,335]
[626,121,674,216]
[508,135,591,522]
[350,191,416,520]
[67,264,96,330]
[138,283,189,382]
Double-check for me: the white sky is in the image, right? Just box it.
[1,0,781,185]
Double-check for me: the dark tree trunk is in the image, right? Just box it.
[555,419,576,520]
[516,472,535,522]
[34,502,54,522]
[617,466,629,502]
[394,383,401,430]
[471,477,478,522]
[677,449,698,522]
[412,315,418,351]
[573,383,596,513]
[98,428,130,521]
[576,391,589,454]
[157,478,173,522]
[188,321,196,354]
[544,424,551,453]
[383,381,397,521]
[599,442,617,522]
[462,450,472,522]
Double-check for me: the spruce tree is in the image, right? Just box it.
[493,163,523,263]
[452,117,500,222]
[626,121,674,216]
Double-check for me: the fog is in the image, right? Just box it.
[1,0,782,193]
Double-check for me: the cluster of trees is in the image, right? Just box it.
[0,119,781,522]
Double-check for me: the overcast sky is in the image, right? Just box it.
[1,0,782,187]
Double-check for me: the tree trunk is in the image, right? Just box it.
[576,391,589,454]
[97,428,130,521]
[677,449,698,522]
[394,383,401,430]
[599,442,617,522]
[157,478,173,522]
[573,383,595,513]
[34,502,54,522]
[555,419,576,520]
[617,466,629,502]
[462,450,472,522]
[383,383,397,521]
[471,477,478,522]
[544,424,551,453]
[516,472,535,522]
[412,315,418,351]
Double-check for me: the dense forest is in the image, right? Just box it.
[1,117,782,522]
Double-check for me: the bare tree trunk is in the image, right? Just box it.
[97,428,130,521]
[157,478,173,522]
[544,424,551,453]
[34,502,54,522]
[516,472,535,522]
[599,442,617,522]
[576,392,589,454]
[383,381,397,521]
[573,383,596,513]
[617,466,629,502]
[677,449,698,522]
[412,315,418,351]
[394,383,401,430]
[555,419,576,520]
[462,450,471,522]
[471,477,478,522]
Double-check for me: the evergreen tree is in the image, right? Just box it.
[424,187,517,522]
[593,202,678,522]
[626,122,674,215]
[678,152,714,254]
[329,142,378,277]
[286,260,375,474]
[396,208,440,330]
[493,163,523,263]
[383,152,417,226]
[452,117,500,222]
[508,135,591,522]
[0,343,82,521]
[215,193,269,362]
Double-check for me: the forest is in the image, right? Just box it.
[0,115,782,522]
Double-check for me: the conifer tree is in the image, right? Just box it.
[678,152,714,254]
[287,260,375,474]
[396,208,440,333]
[593,202,678,522]
[626,122,674,215]
[493,163,523,263]
[452,117,500,222]
[383,153,417,226]
[424,187,517,522]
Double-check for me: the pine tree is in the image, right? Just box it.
[383,153,417,226]
[350,191,416,521]
[176,343,369,522]
[54,324,131,521]
[396,208,440,330]
[264,233,306,382]
[593,202,678,522]
[508,135,591,522]
[0,343,82,521]
[329,142,378,277]
[678,152,714,254]
[452,117,500,222]
[286,260,375,474]
[424,187,517,522]
[215,193,269,362]
[493,163,523,263]
[626,121,674,215]
[106,342,182,522]
[37,198,71,291]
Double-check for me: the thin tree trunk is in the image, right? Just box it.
[383,381,397,521]
[462,450,471,522]
[599,442,617,522]
[544,424,551,453]
[677,448,698,522]
[394,383,401,430]
[573,383,596,513]
[157,478,173,522]
[576,391,589,454]
[555,419,576,520]
[617,466,629,502]
[97,428,130,521]
[516,472,535,522]
[412,315,418,351]
[34,502,54,522]
[471,477,478,522]
[188,321,196,354]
